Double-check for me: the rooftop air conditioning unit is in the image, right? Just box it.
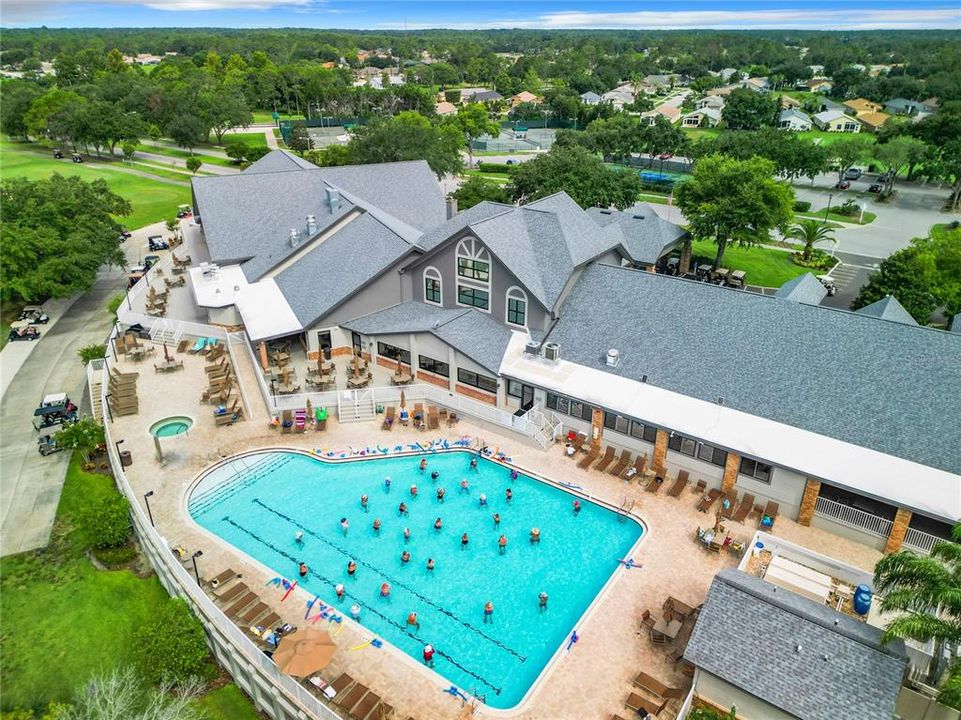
[306,214,318,235]
[606,348,620,367]
[524,341,541,356]
[544,342,560,362]
[288,228,300,247]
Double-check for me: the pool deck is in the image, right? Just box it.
[109,345,883,720]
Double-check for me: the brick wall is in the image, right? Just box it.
[417,371,450,390]
[653,429,668,473]
[376,356,410,372]
[797,478,821,526]
[590,407,604,451]
[721,452,741,494]
[331,346,354,358]
[884,508,913,554]
[455,384,496,406]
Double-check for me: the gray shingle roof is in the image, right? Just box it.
[952,314,961,333]
[417,202,514,252]
[856,296,918,326]
[342,301,514,374]
[586,203,688,265]
[780,108,812,124]
[685,570,907,720]
[244,149,317,174]
[774,272,828,305]
[546,264,961,474]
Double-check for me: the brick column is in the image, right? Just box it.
[885,508,913,554]
[652,429,668,474]
[678,238,693,275]
[590,407,604,451]
[721,452,741,494]
[797,478,821,526]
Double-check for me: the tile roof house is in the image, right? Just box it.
[509,90,539,106]
[779,108,813,131]
[779,94,802,109]
[640,106,681,125]
[806,77,835,93]
[684,570,908,720]
[813,111,862,133]
[695,95,725,110]
[843,98,883,116]
[579,91,601,105]
[884,98,932,118]
[435,101,458,116]
[858,111,891,132]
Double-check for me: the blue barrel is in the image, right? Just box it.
[853,584,873,615]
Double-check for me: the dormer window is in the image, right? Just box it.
[424,266,442,305]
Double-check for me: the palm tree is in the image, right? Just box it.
[786,218,836,262]
[873,524,961,709]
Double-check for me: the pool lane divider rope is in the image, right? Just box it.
[222,515,504,696]
[251,498,527,663]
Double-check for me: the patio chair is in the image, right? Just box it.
[188,337,207,354]
[382,406,395,431]
[447,412,459,428]
[577,445,599,469]
[215,581,251,603]
[205,568,240,589]
[594,446,616,472]
[696,488,722,513]
[665,647,684,665]
[240,601,269,625]
[640,609,656,632]
[348,691,380,720]
[668,470,689,497]
[281,409,293,434]
[609,449,632,476]
[733,493,755,522]
[760,500,779,529]
[205,358,228,374]
[693,479,707,494]
[624,454,647,480]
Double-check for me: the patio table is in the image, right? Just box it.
[156,360,183,373]
[347,376,369,389]
[392,373,413,385]
[652,617,682,640]
[277,383,300,395]
[128,346,146,361]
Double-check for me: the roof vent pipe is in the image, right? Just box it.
[288,228,300,247]
[326,188,341,213]
[446,197,458,220]
[606,348,620,367]
[306,214,318,235]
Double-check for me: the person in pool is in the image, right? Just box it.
[360,494,369,512]
[340,517,350,535]
[459,478,469,494]
[335,583,345,601]
[478,493,488,507]
[510,469,518,481]
[505,488,513,503]
[539,591,548,612]
[398,502,408,516]
[530,527,540,544]
[407,611,420,631]
[493,512,501,528]
[347,560,357,577]
[461,532,469,550]
[403,527,411,543]
[410,484,418,498]
[295,530,304,545]
[430,470,439,482]
[419,458,428,473]
[426,558,435,572]
[380,582,391,598]
[384,476,392,492]
[469,457,478,472]
[299,562,308,578]
[401,550,411,564]
[483,600,494,624]
[372,518,382,534]
[436,487,446,503]
[350,604,361,619]
[572,499,581,515]
[423,643,435,666]
[498,534,508,555]
[434,517,443,531]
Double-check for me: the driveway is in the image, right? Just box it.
[819,251,881,310]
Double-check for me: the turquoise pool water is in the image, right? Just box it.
[188,450,642,708]
[149,416,193,437]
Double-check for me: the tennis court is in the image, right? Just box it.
[305,125,351,148]
[472,127,557,152]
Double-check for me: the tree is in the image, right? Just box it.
[134,598,211,685]
[451,176,510,210]
[166,113,206,153]
[786,219,836,261]
[509,145,642,209]
[56,418,104,464]
[830,135,873,182]
[79,491,131,549]
[876,136,929,195]
[289,125,314,153]
[721,88,779,131]
[185,156,202,174]
[0,81,43,138]
[121,141,137,163]
[873,524,961,709]
[346,111,463,179]
[202,89,252,144]
[1,176,129,302]
[851,244,938,322]
[77,343,107,366]
[674,154,795,268]
[454,102,500,169]
[583,113,644,162]
[66,667,205,720]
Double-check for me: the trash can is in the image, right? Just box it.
[120,450,133,467]
[853,585,873,616]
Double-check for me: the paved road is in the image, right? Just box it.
[819,251,881,310]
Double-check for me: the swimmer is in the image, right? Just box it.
[436,487,446,503]
[460,478,469,494]
[419,458,428,473]
[403,527,411,543]
[335,583,345,601]
[426,558,435,572]
[399,502,409,516]
[299,562,308,578]
[401,550,411,564]
[347,560,357,577]
[423,643,435,666]
[469,457,478,472]
[360,494,369,512]
[384,476,392,492]
[483,600,494,624]
[380,582,391,598]
[410,484,418,498]
[498,534,508,555]
[478,493,488,507]
[539,591,548,612]
[373,518,382,534]
[573,499,581,515]
[434,517,443,531]
[461,532,470,550]
[493,512,501,528]
[430,470,439,482]
[350,604,361,619]
[407,611,420,631]
[294,530,304,545]
[340,517,350,535]
[530,527,540,544]
[510,469,518,482]
[505,488,513,503]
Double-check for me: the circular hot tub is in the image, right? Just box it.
[149,416,193,438]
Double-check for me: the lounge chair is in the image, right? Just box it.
[176,339,190,354]
[225,591,257,618]
[258,611,280,630]
[281,409,293,434]
[315,407,328,431]
[594,446,616,472]
[733,493,755,522]
[577,445,599,469]
[625,692,666,716]
[412,403,425,429]
[371,702,394,719]
[633,671,669,697]
[427,406,439,430]
[645,473,666,493]
[693,479,707,494]
[696,488,722,513]
[609,450,631,476]
[294,408,307,433]
[382,406,395,431]
[188,337,207,354]
[335,683,368,711]
[329,673,356,697]
[760,500,779,529]
[240,601,269,625]
[349,691,380,720]
[206,568,239,589]
[214,581,250,602]
[624,454,647,481]
[721,492,738,519]
[668,470,689,497]
[398,408,409,426]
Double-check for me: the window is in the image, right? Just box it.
[423,266,442,305]
[603,412,630,435]
[546,393,593,422]
[377,341,410,365]
[739,457,773,484]
[457,368,497,394]
[457,285,489,310]
[418,355,449,378]
[506,286,528,327]
[506,380,524,399]
[668,432,727,467]
[457,256,490,281]
[604,411,657,443]
[630,421,658,444]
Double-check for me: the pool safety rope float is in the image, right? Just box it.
[444,686,469,702]
[617,557,638,570]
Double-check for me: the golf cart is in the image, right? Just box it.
[127,268,146,288]
[143,255,161,270]
[53,149,64,159]
[177,204,193,219]
[38,435,63,456]
[33,393,78,435]
[817,275,837,296]
[118,228,133,243]
[8,326,40,342]
[71,153,83,164]
[18,306,49,324]
[148,235,169,251]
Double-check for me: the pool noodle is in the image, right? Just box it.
[281,580,297,601]
[566,630,580,651]
[349,639,373,651]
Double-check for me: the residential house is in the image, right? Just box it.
[439,87,491,104]
[818,98,846,114]
[843,98,883,116]
[681,108,721,128]
[601,83,639,109]
[435,101,458,117]
[779,108,813,131]
[717,67,740,81]
[858,111,891,133]
[813,111,861,133]
[921,97,940,112]
[509,91,540,107]
[684,569,908,720]
[884,98,929,117]
[185,149,961,560]
[807,64,825,75]
[779,95,802,109]
[740,76,770,93]
[706,85,737,98]
[694,95,725,111]
[579,91,601,105]
[806,78,835,93]
[469,90,503,104]
[644,74,676,89]
[640,106,681,125]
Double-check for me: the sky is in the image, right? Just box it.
[2,0,959,30]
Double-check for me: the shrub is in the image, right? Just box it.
[793,200,812,212]
[106,292,124,320]
[93,543,138,567]
[134,598,211,685]
[835,199,860,217]
[80,492,131,549]
[791,247,836,271]
[77,343,107,366]
[477,162,515,173]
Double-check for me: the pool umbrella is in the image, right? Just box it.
[400,389,406,409]
[163,342,171,362]
[273,627,337,678]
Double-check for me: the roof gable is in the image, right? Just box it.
[774,272,828,305]
[244,149,317,174]
[856,296,918,326]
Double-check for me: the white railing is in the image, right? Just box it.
[903,527,946,555]
[814,496,894,538]
[92,364,345,720]
[676,683,697,719]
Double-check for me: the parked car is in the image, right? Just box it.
[8,326,40,342]
[868,183,883,193]
[835,180,851,190]
[843,168,863,180]
[18,306,49,324]
[147,235,169,251]
[71,153,83,163]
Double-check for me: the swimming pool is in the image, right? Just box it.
[188,449,643,708]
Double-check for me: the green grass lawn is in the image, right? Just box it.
[796,209,877,225]
[136,143,235,167]
[224,132,268,148]
[690,238,809,288]
[251,110,305,124]
[194,684,263,720]
[1,141,191,230]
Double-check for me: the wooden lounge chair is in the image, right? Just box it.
[696,488,722,513]
[633,671,669,697]
[721,492,738,519]
[176,339,190,354]
[625,692,666,716]
[609,450,631,476]
[624,454,647,480]
[281,409,293,434]
[760,500,780,528]
[733,493,755,522]
[645,473,666,493]
[427,406,439,430]
[329,673,356,697]
[382,406,395,431]
[241,601,269,625]
[594,446,616,472]
[335,683,368,711]
[349,691,380,720]
[693,478,707,494]
[668,470,689,497]
[577,445,599,469]
[205,568,239,589]
[225,591,257,618]
[214,581,250,602]
[372,702,394,719]
[257,612,281,630]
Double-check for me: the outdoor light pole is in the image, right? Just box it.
[104,393,113,423]
[144,491,155,527]
[114,438,124,459]
[823,192,835,224]
[191,550,203,585]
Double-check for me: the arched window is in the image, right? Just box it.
[423,266,442,305]
[455,238,491,312]
[505,286,528,327]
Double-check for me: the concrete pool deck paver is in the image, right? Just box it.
[106,347,883,719]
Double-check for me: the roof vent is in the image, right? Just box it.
[326,188,341,212]
[543,342,560,362]
[641,374,648,383]
[606,348,620,367]
[716,396,725,405]
[306,214,318,235]
[288,228,300,247]
[524,341,541,356]
[632,214,645,220]
[600,210,613,215]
